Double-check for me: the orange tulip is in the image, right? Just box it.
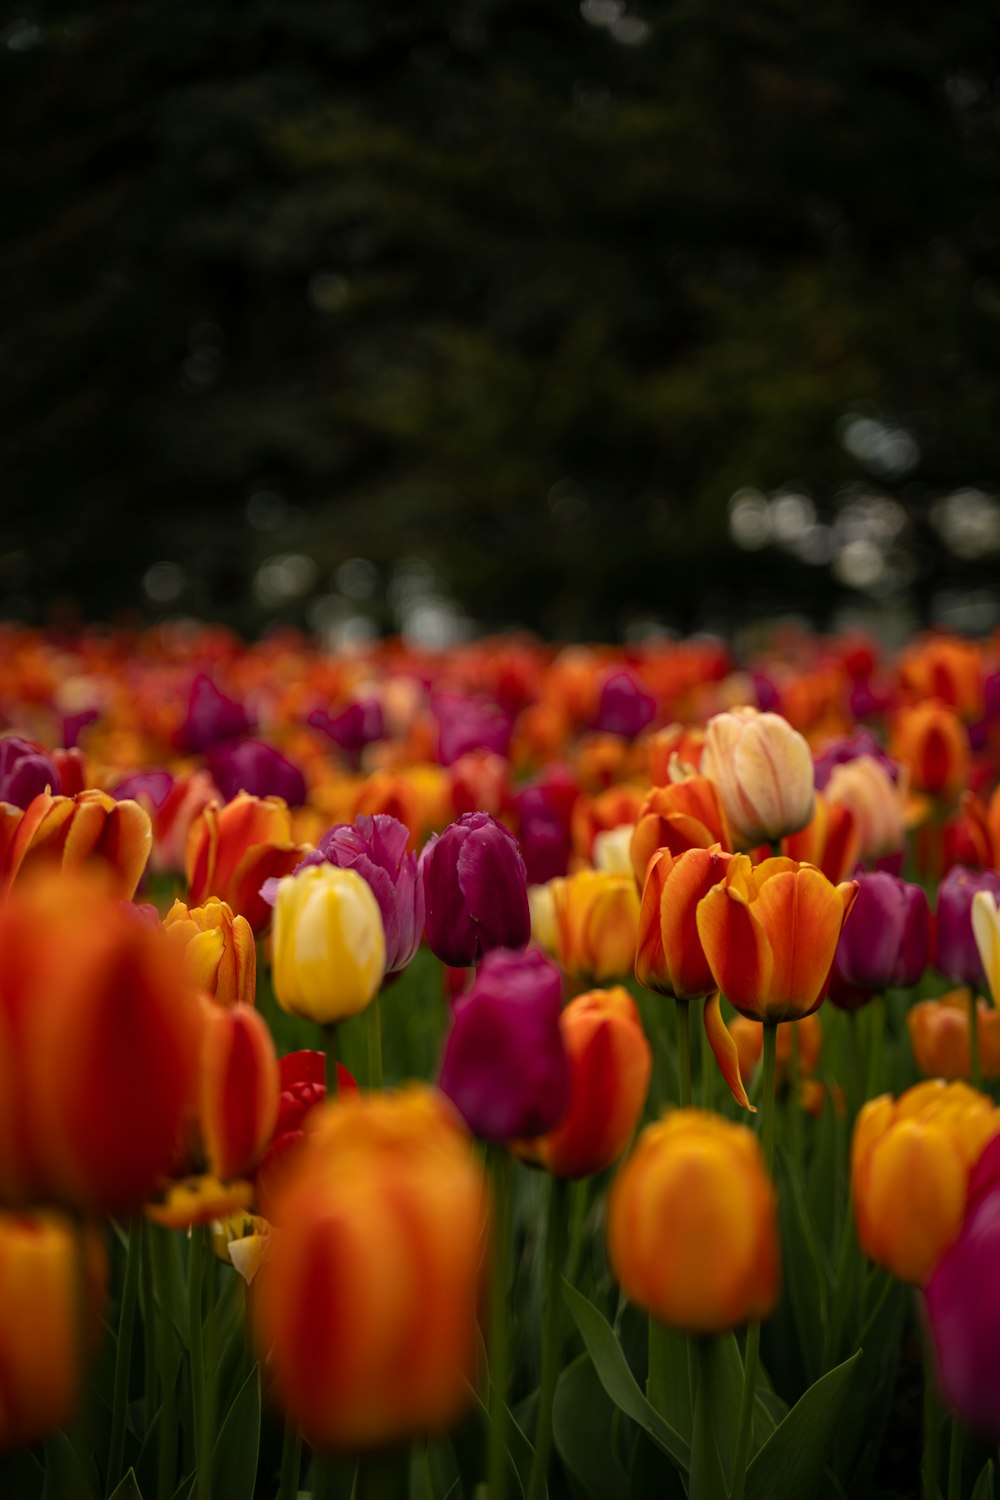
[516,987,652,1178]
[150,769,218,874]
[891,701,969,800]
[635,846,734,1002]
[607,1109,780,1333]
[197,1000,280,1181]
[642,723,706,786]
[163,896,256,1007]
[186,791,305,932]
[899,635,983,721]
[0,788,151,899]
[547,869,641,983]
[781,792,861,883]
[908,990,1000,1081]
[852,1080,1000,1284]
[701,706,815,850]
[630,775,731,886]
[571,784,645,862]
[253,1086,488,1450]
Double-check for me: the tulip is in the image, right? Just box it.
[630,775,731,886]
[516,986,651,1178]
[571,784,644,862]
[908,990,1000,1081]
[851,1080,1000,1284]
[607,1109,780,1333]
[0,735,60,808]
[289,813,424,973]
[272,864,386,1025]
[899,636,984,722]
[205,738,307,807]
[813,729,899,790]
[146,769,218,874]
[177,672,254,754]
[701,706,815,850]
[421,812,530,967]
[186,791,305,933]
[591,823,636,876]
[592,670,656,739]
[828,872,930,1009]
[163,896,256,1007]
[547,868,641,984]
[512,768,578,885]
[635,846,734,1002]
[936,867,1000,987]
[781,792,860,882]
[308,697,384,764]
[973,888,1000,1006]
[253,1085,489,1450]
[925,1136,1000,1438]
[254,1050,358,1220]
[824,756,907,865]
[431,692,512,766]
[448,749,510,820]
[438,948,569,1141]
[0,788,152,900]
[198,1001,280,1180]
[891,700,969,800]
[0,1212,106,1450]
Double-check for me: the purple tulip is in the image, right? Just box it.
[936,867,1000,986]
[514,773,578,886]
[110,769,175,810]
[0,737,61,808]
[438,948,570,1140]
[61,707,100,749]
[751,671,782,715]
[829,872,930,1010]
[292,814,424,973]
[813,729,899,791]
[421,812,530,967]
[431,693,512,768]
[307,698,384,763]
[926,1136,1000,1438]
[592,671,656,740]
[177,673,254,754]
[205,738,307,807]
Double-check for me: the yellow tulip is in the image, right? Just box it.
[272,864,386,1024]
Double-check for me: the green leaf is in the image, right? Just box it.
[553,1354,630,1500]
[42,1430,99,1500]
[972,1459,995,1500]
[777,1147,830,1386]
[561,1278,690,1472]
[107,1469,143,1500]
[468,1385,533,1497]
[745,1350,862,1500]
[211,1364,260,1500]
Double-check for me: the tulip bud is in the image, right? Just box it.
[547,869,641,984]
[891,700,969,800]
[206,738,308,807]
[701,706,815,850]
[421,812,530,967]
[199,1002,280,1180]
[908,990,1000,1082]
[829,872,930,1008]
[607,1109,780,1332]
[253,1086,489,1450]
[635,846,733,1001]
[177,672,254,754]
[438,948,569,1141]
[272,864,386,1025]
[852,1081,1000,1284]
[937,867,1000,987]
[163,896,256,1007]
[516,986,652,1178]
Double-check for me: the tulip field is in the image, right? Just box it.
[4,622,1000,1500]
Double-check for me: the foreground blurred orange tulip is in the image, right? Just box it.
[701,706,815,850]
[186,792,305,932]
[516,987,652,1178]
[0,1212,106,1450]
[254,1086,488,1450]
[607,1109,779,1333]
[163,896,256,1007]
[852,1080,1000,1284]
[0,788,151,899]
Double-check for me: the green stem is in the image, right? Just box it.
[675,998,692,1107]
[189,1226,212,1500]
[323,1022,340,1097]
[106,1217,142,1496]
[923,1319,941,1500]
[487,1148,514,1500]
[969,990,982,1091]
[527,1176,569,1500]
[279,1422,302,1500]
[947,1417,963,1500]
[141,1219,157,1437]
[847,1010,865,1118]
[730,1022,778,1500]
[150,1224,179,1500]
[789,1023,803,1173]
[866,994,886,1100]
[367,992,384,1090]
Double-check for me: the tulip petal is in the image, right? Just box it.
[973,891,1000,1008]
[754,867,849,1017]
[696,882,774,1016]
[704,991,754,1111]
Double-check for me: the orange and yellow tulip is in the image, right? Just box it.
[547,869,641,983]
[0,788,151,899]
[630,775,731,886]
[163,896,256,1007]
[891,700,969,801]
[198,1001,280,1181]
[186,791,305,932]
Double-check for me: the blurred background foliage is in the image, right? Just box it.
[3,0,1000,640]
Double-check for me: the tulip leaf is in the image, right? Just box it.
[468,1385,532,1497]
[561,1278,691,1472]
[107,1469,143,1500]
[972,1459,995,1500]
[553,1354,630,1500]
[646,1323,692,1444]
[776,1147,831,1385]
[210,1363,260,1500]
[42,1430,99,1500]
[744,1349,862,1500]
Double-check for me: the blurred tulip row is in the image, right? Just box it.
[4,620,1000,1499]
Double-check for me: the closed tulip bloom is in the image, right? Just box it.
[253,1086,488,1450]
[607,1109,780,1333]
[781,793,860,882]
[186,791,305,932]
[696,854,858,1021]
[909,991,1000,1081]
[272,864,386,1025]
[830,872,930,1004]
[852,1080,1000,1284]
[937,867,1000,986]
[516,986,652,1178]
[0,1212,106,1450]
[177,672,254,754]
[824,756,907,864]
[891,700,969,800]
[635,846,734,1001]
[549,869,641,983]
[592,670,656,740]
[701,706,815,850]
[630,775,731,886]
[421,812,530,967]
[198,1001,280,1180]
[163,896,256,1007]
[0,788,152,900]
[926,1136,1000,1438]
[438,948,569,1140]
[206,738,308,807]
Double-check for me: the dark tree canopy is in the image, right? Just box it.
[3,0,1000,637]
